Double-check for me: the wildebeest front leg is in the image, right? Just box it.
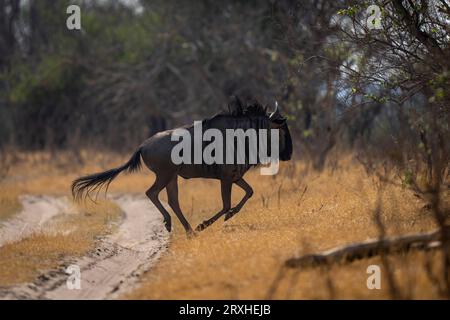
[224,178,253,221]
[195,180,232,232]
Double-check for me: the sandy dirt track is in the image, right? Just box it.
[0,195,169,300]
[0,195,69,247]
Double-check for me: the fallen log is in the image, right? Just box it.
[285,228,447,268]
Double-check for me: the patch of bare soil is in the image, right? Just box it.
[0,195,68,246]
[0,195,168,300]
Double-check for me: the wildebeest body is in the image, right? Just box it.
[72,96,292,236]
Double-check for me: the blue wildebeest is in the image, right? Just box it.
[72,96,292,236]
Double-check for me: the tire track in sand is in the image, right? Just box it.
[0,195,169,300]
[0,195,68,247]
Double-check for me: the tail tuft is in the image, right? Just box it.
[71,149,142,201]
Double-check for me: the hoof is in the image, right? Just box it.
[195,222,207,232]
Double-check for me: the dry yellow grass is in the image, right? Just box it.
[1,151,448,298]
[124,160,447,299]
[1,151,151,196]
[0,200,121,286]
[0,186,21,221]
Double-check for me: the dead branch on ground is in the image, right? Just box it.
[285,227,448,268]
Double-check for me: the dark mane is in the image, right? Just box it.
[223,95,268,118]
[200,95,270,131]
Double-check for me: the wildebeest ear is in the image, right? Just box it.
[228,95,243,116]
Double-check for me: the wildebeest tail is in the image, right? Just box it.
[71,148,142,201]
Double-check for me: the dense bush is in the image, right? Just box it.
[0,0,448,181]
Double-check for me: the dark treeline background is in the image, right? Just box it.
[0,0,449,183]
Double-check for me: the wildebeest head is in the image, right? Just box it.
[226,96,293,162]
[269,102,293,161]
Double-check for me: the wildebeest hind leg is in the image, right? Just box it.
[195,180,232,232]
[166,176,195,237]
[146,174,173,232]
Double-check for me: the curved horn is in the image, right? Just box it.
[269,101,280,119]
